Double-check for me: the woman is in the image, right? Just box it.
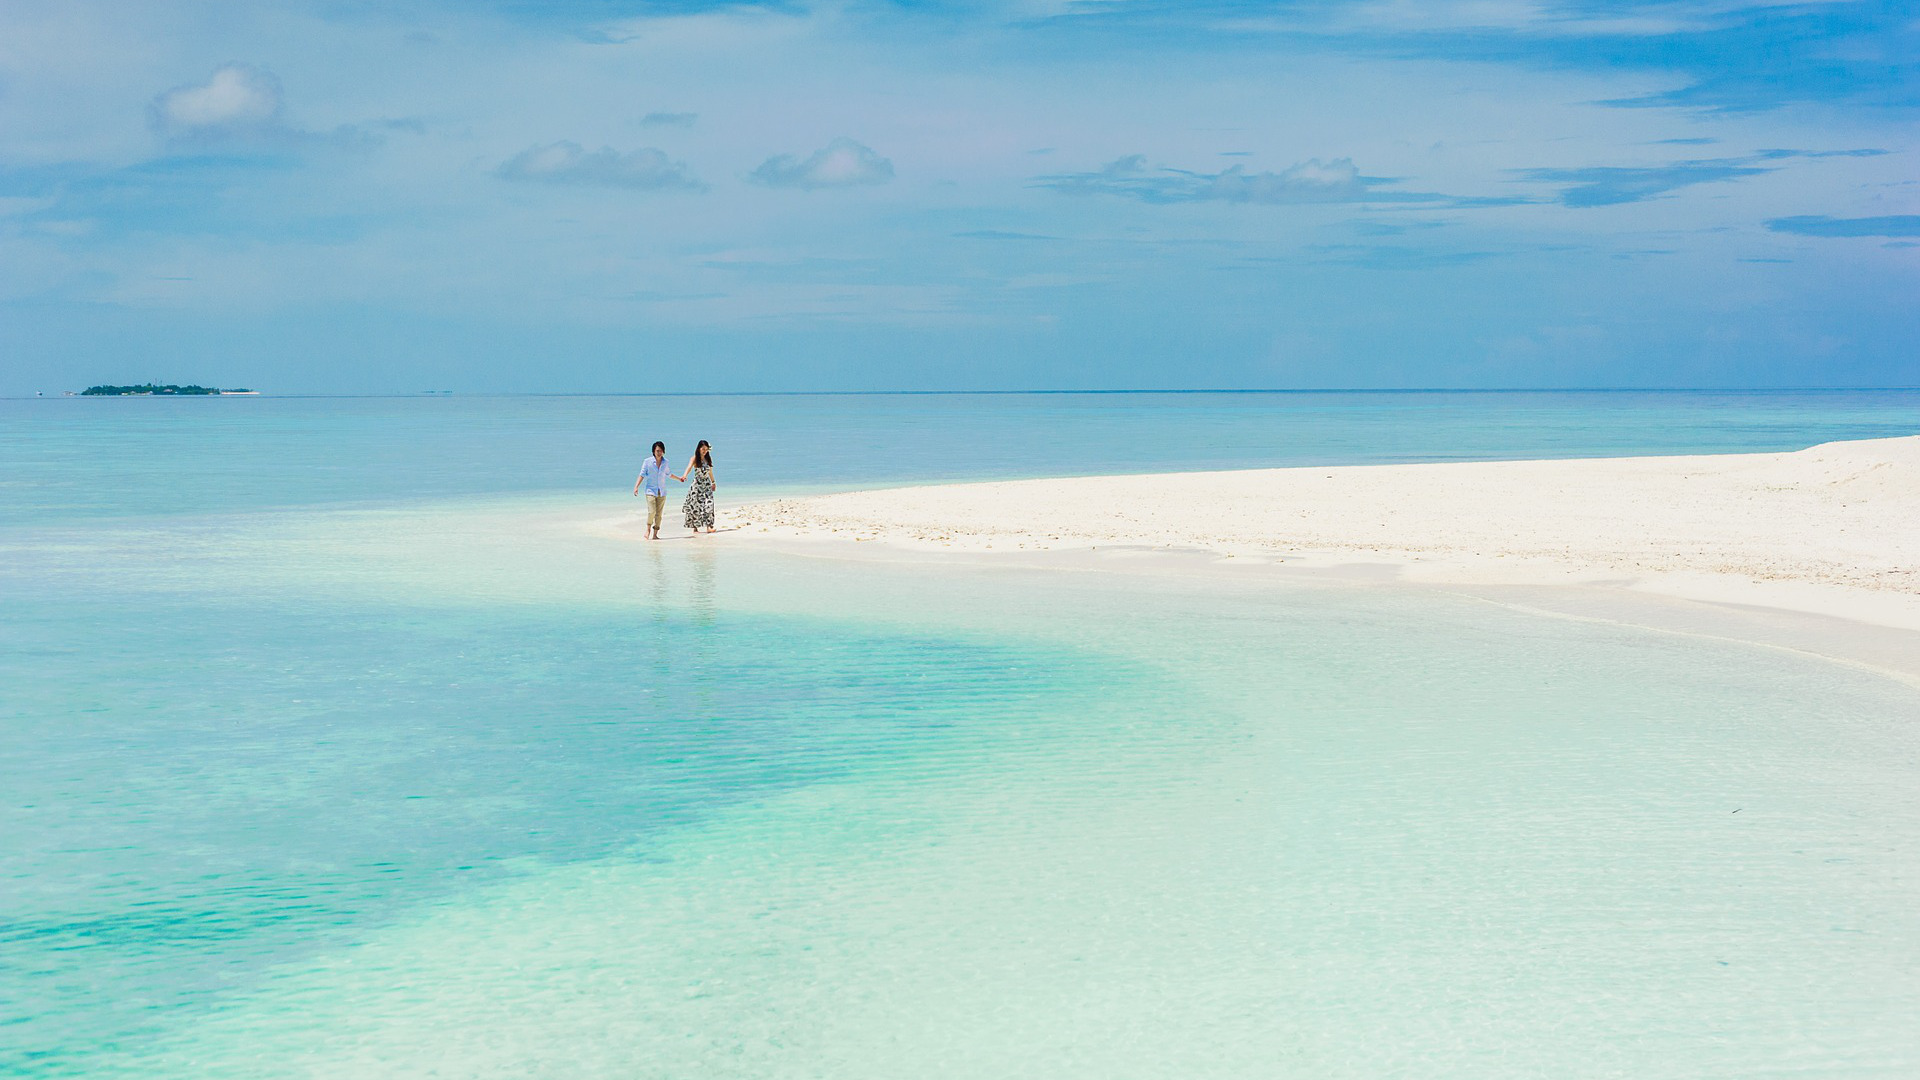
[675,440,717,534]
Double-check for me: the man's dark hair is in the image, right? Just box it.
[652,441,666,453]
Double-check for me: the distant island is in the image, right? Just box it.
[80,384,257,396]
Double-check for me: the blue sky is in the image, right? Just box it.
[1,0,1914,392]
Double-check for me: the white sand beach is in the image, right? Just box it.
[740,436,1920,636]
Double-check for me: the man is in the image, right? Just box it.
[632,441,677,540]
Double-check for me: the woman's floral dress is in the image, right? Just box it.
[683,464,715,530]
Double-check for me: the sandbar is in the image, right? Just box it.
[734,436,1920,678]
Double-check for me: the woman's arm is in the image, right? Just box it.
[632,472,643,496]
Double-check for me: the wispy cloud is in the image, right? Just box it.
[1754,148,1890,160]
[1316,0,1719,38]
[1037,155,1470,206]
[749,138,894,190]
[1515,158,1772,206]
[1515,146,1889,207]
[640,112,698,128]
[1300,244,1501,270]
[1046,0,1915,113]
[0,195,58,218]
[1766,215,1920,238]
[496,141,703,190]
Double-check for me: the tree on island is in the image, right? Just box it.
[80,384,252,396]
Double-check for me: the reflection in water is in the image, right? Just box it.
[685,544,720,724]
[633,541,721,719]
[633,533,718,630]
[643,542,668,626]
[687,543,718,628]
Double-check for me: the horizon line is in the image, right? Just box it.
[9,386,1920,401]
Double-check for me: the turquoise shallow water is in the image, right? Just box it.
[3,393,1918,1077]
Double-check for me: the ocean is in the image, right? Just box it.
[3,391,1917,1077]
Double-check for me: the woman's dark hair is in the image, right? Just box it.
[694,440,713,467]
[652,441,666,454]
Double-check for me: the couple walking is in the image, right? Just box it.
[632,440,718,540]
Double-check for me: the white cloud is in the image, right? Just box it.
[496,142,703,190]
[149,64,282,139]
[748,138,894,190]
[140,62,397,153]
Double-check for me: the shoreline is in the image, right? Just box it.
[719,435,1920,683]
